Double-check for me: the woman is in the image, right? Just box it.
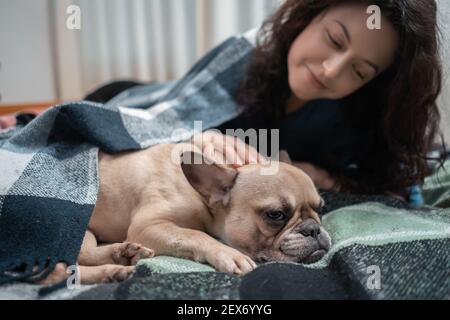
[191,0,445,201]
[0,0,444,285]
[3,0,443,200]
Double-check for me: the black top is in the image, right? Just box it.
[82,80,367,178]
[216,99,367,177]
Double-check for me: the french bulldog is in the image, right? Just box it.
[40,143,331,284]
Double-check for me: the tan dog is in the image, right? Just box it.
[41,143,331,284]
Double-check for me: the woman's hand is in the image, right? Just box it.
[292,162,340,191]
[190,130,269,167]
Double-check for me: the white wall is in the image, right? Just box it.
[0,0,56,103]
[0,0,278,103]
[50,0,278,100]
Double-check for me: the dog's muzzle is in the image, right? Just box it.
[280,219,332,264]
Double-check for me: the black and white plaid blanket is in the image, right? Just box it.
[0,30,258,284]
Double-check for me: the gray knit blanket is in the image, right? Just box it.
[0,30,258,284]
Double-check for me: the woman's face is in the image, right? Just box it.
[288,3,399,102]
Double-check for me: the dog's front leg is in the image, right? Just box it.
[127,221,257,275]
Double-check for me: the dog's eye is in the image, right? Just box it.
[266,211,286,221]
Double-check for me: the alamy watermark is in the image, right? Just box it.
[66,5,81,30]
[170,121,282,176]
[366,265,381,290]
[64,4,382,31]
[367,5,381,30]
[66,265,81,290]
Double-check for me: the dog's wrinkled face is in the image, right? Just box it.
[217,162,331,264]
[181,151,332,264]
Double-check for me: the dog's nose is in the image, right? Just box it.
[297,220,321,239]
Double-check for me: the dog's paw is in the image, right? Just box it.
[103,265,135,283]
[37,264,135,285]
[37,263,69,285]
[112,242,155,266]
[206,247,257,275]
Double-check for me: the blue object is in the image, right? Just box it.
[409,184,424,207]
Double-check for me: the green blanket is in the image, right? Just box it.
[115,162,450,300]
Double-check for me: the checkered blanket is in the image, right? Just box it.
[101,164,450,300]
[0,30,257,284]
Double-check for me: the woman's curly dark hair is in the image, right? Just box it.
[236,0,446,196]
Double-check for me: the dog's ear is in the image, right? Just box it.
[278,150,292,165]
[181,151,238,208]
